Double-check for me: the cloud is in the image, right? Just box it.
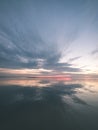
[68,56,81,62]
[0,21,60,69]
[0,0,93,74]
[0,20,82,73]
[43,61,82,73]
[91,49,98,55]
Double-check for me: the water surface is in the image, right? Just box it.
[0,78,98,130]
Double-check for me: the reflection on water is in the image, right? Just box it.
[0,78,98,130]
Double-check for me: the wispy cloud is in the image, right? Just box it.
[91,49,98,55]
[0,0,98,74]
[68,56,81,62]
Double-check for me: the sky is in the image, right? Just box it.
[0,0,98,77]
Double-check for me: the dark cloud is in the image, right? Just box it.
[0,19,60,69]
[0,16,81,72]
[0,0,83,73]
[43,61,81,73]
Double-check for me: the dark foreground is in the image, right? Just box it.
[0,78,98,130]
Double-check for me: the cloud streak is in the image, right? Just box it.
[91,49,98,55]
[0,0,98,74]
[68,56,82,62]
